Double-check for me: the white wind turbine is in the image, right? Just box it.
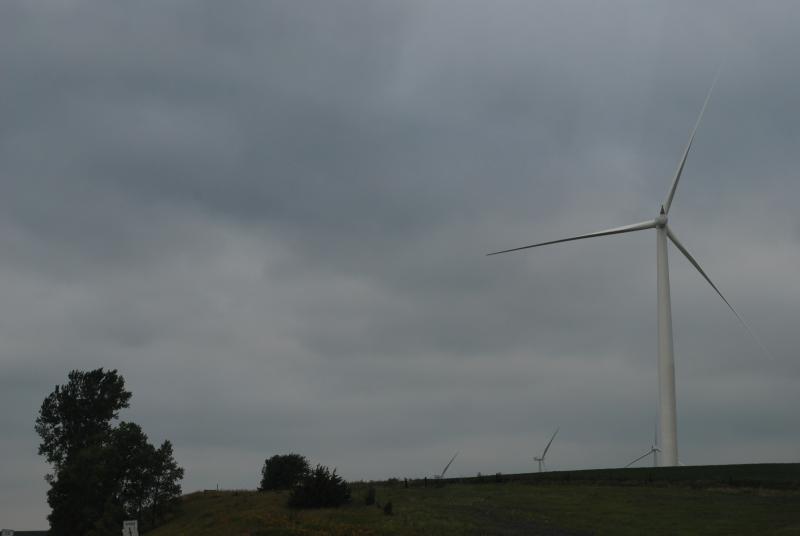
[626,425,660,468]
[534,428,559,472]
[625,444,661,468]
[489,74,767,467]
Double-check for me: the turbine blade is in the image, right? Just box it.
[487,220,657,256]
[666,226,773,359]
[541,428,559,458]
[441,452,458,478]
[663,69,721,214]
[625,449,653,468]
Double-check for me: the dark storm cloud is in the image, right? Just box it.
[1,0,799,528]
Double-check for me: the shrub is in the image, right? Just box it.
[383,501,393,516]
[259,454,310,491]
[288,464,351,509]
[364,486,376,506]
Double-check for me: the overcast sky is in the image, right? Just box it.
[2,0,799,528]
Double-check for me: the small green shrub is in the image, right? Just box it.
[383,501,393,516]
[288,464,351,509]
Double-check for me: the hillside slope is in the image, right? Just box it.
[149,465,800,535]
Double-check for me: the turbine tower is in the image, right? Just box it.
[489,74,764,467]
[534,428,559,472]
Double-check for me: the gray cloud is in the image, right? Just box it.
[1,0,799,528]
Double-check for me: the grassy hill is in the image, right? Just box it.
[149,464,800,535]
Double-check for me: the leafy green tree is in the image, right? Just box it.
[259,453,310,490]
[148,440,184,527]
[36,369,182,535]
[35,368,131,469]
[108,422,157,521]
[104,424,184,530]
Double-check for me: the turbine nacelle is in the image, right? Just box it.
[656,208,668,227]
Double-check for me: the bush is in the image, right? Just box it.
[383,501,393,516]
[364,486,376,506]
[288,464,351,509]
[259,454,310,491]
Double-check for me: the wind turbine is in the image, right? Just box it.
[489,74,765,467]
[437,452,458,479]
[625,444,660,468]
[534,428,559,472]
[626,425,660,468]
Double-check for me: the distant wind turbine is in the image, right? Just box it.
[626,426,660,468]
[437,452,458,479]
[489,72,769,467]
[625,445,660,468]
[534,428,559,472]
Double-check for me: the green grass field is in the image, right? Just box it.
[149,464,800,535]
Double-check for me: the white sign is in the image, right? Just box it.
[122,520,138,536]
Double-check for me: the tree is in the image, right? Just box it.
[45,443,118,536]
[287,464,351,508]
[108,421,156,521]
[36,369,183,535]
[259,453,310,490]
[104,424,184,530]
[35,368,131,469]
[148,440,184,527]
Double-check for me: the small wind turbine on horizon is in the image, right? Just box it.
[436,452,458,479]
[534,428,559,472]
[489,72,769,467]
[626,425,660,468]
